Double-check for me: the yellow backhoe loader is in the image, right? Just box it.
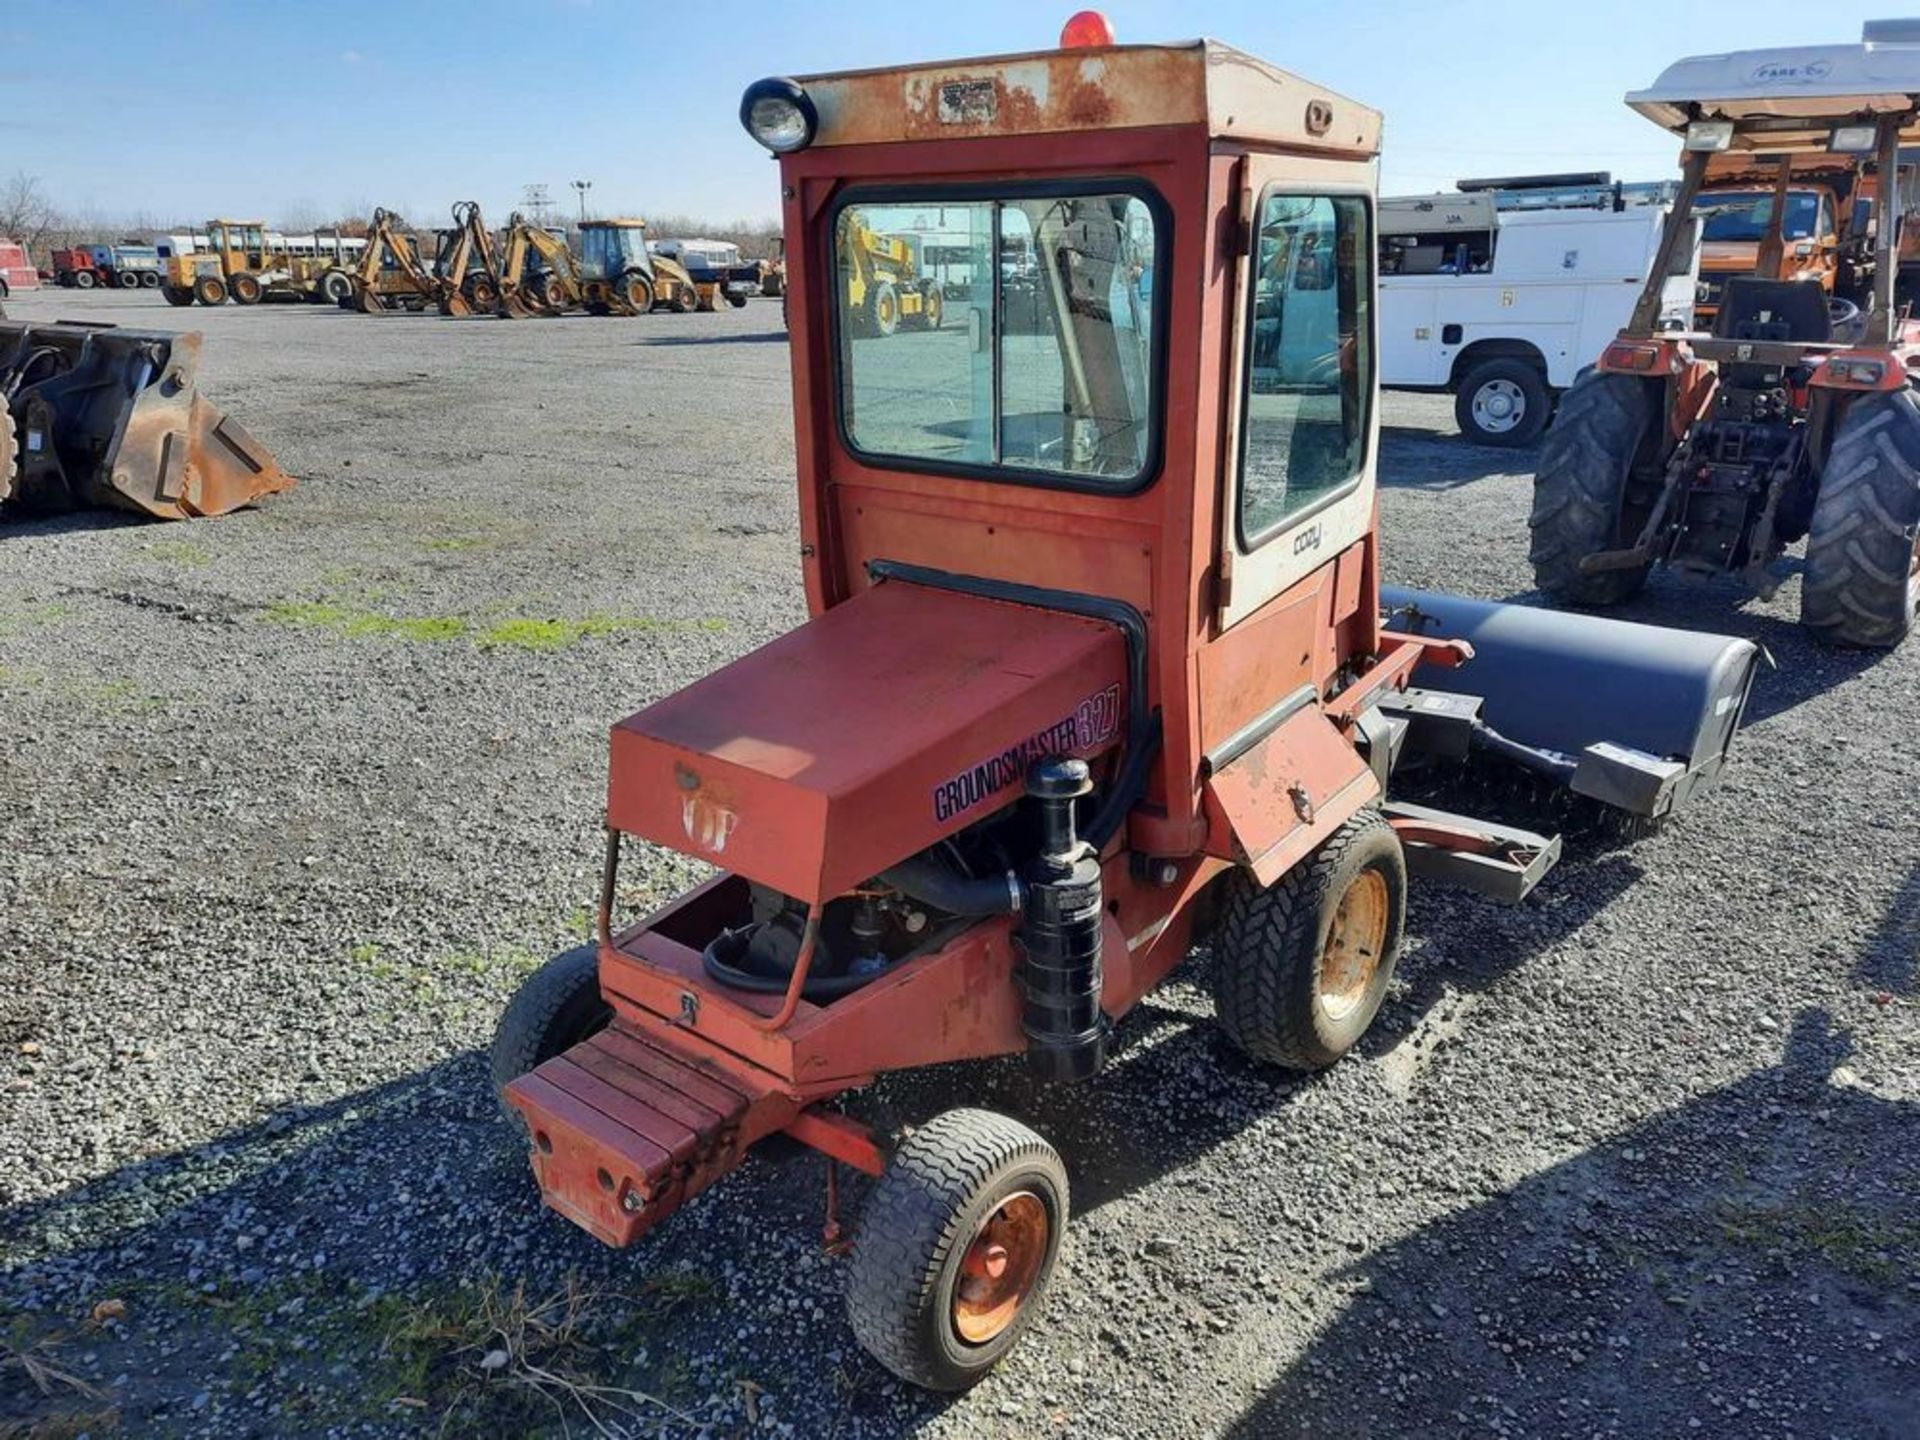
[339,209,442,314]
[434,201,514,318]
[576,218,700,315]
[496,215,583,317]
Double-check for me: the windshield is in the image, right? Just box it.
[580,227,643,278]
[834,190,1160,485]
[1693,190,1821,243]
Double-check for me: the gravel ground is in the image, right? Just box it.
[1,287,1915,1439]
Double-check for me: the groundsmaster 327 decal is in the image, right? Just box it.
[932,684,1121,822]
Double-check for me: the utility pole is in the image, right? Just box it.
[571,180,593,223]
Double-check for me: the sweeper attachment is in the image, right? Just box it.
[489,17,1760,1390]
[0,320,292,520]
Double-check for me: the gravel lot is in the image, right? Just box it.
[1,287,1915,1439]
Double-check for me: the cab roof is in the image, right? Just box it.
[794,39,1379,157]
[580,217,647,228]
[1628,40,1920,147]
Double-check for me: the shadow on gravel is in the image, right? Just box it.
[636,331,790,347]
[1378,425,1536,489]
[0,509,146,543]
[1222,1009,1920,1440]
[1859,859,1920,996]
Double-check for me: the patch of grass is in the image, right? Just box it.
[421,536,491,552]
[0,1409,121,1439]
[372,1273,696,1437]
[475,615,723,652]
[265,601,468,644]
[149,539,211,568]
[0,1320,103,1409]
[1715,1197,1920,1283]
[0,602,73,637]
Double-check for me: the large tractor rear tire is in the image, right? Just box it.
[1802,388,1920,648]
[847,1108,1068,1392]
[193,275,228,306]
[229,273,264,305]
[488,944,612,1116]
[1210,808,1407,1071]
[1527,371,1659,606]
[162,284,195,307]
[868,279,900,337]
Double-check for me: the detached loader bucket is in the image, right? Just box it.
[0,321,292,521]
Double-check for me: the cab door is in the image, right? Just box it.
[1216,156,1379,630]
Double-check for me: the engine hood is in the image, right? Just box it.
[606,579,1129,903]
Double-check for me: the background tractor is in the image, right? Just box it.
[338,209,441,313]
[488,20,1759,1392]
[576,218,698,315]
[1530,24,1920,648]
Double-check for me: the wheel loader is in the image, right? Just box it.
[840,214,943,335]
[1531,23,1920,648]
[1,320,292,519]
[490,16,1760,1391]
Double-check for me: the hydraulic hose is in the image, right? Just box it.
[879,854,1022,916]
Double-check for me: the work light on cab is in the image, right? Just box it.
[740,77,818,154]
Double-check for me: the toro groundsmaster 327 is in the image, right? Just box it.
[493,15,1760,1389]
[1530,22,1920,648]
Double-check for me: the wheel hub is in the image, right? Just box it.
[1472,379,1524,432]
[952,1191,1048,1344]
[1318,868,1389,1020]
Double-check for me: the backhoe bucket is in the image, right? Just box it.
[1,321,293,521]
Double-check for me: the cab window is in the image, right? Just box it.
[1238,192,1372,546]
[834,189,1162,487]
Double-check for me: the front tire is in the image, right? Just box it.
[847,1108,1067,1392]
[1803,388,1920,648]
[1528,371,1659,606]
[867,279,900,337]
[73,269,95,289]
[488,945,612,1114]
[193,275,228,306]
[1210,808,1407,1070]
[162,284,195,307]
[319,269,354,305]
[229,273,264,305]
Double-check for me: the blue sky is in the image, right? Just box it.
[0,0,1904,229]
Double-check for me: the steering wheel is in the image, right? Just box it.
[1828,297,1862,330]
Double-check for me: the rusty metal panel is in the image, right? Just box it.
[1204,702,1380,888]
[799,41,1379,156]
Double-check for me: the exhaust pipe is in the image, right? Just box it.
[1381,587,1760,818]
[1,321,293,521]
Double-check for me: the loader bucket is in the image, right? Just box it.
[1,321,292,521]
[1382,586,1760,819]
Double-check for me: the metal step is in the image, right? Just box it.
[505,1020,789,1246]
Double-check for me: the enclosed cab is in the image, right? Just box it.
[577,218,698,314]
[489,19,1758,1391]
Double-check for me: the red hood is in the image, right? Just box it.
[606,579,1129,903]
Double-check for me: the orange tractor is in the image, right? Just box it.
[491,16,1760,1389]
[1531,26,1920,648]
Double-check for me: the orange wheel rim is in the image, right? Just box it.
[952,1191,1048,1345]
[1318,868,1389,1020]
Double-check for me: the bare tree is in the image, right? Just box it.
[0,172,59,252]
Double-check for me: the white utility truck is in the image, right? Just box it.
[1379,181,1697,444]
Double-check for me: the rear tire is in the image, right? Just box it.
[229,273,264,305]
[489,944,612,1115]
[194,275,229,306]
[1528,371,1659,606]
[1210,808,1407,1070]
[139,271,161,289]
[1802,388,1920,648]
[116,270,138,289]
[162,284,195,307]
[847,1108,1067,1392]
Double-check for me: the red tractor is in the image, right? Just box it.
[490,15,1760,1390]
[1530,26,1920,648]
